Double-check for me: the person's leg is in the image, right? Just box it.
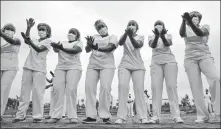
[99,69,115,119]
[184,60,210,122]
[62,94,66,117]
[85,69,99,119]
[132,70,148,121]
[146,101,151,116]
[130,103,134,116]
[116,68,131,121]
[1,70,17,116]
[208,102,212,114]
[48,87,54,117]
[14,69,33,120]
[49,70,66,120]
[150,64,164,122]
[32,71,46,121]
[199,58,220,116]
[164,63,180,117]
[66,69,82,122]
[164,63,183,123]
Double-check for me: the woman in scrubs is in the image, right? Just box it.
[82,20,118,124]
[148,20,184,124]
[1,23,21,122]
[114,20,148,124]
[12,18,52,123]
[180,11,220,123]
[46,28,83,124]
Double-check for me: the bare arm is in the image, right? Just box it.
[0,31,21,45]
[60,45,82,54]
[161,35,172,46]
[97,43,116,52]
[118,32,127,46]
[149,35,159,48]
[128,35,143,48]
[179,20,187,37]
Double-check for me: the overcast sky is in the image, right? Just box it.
[1,1,220,105]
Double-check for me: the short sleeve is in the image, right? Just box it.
[42,39,52,50]
[137,35,144,44]
[201,24,210,34]
[75,41,83,50]
[166,34,172,40]
[109,35,118,47]
[148,35,154,47]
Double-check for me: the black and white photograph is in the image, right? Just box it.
[0,1,220,128]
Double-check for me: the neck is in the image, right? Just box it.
[101,34,108,38]
[68,39,77,43]
[39,37,47,42]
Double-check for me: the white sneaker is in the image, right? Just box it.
[141,118,149,124]
[209,114,220,123]
[114,119,126,124]
[195,118,209,124]
[149,117,159,124]
[173,117,184,124]
[68,118,78,124]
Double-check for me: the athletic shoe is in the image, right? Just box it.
[173,117,184,123]
[195,117,209,124]
[141,118,149,124]
[45,116,51,119]
[102,118,112,124]
[12,118,26,123]
[46,118,60,123]
[68,118,78,124]
[82,117,97,124]
[149,117,160,124]
[33,118,43,123]
[114,118,126,124]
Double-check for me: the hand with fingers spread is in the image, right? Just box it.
[85,36,98,50]
[183,12,192,22]
[152,28,160,37]
[26,18,35,28]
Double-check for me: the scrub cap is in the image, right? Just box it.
[37,23,52,38]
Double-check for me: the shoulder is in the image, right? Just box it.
[148,35,154,40]
[166,34,172,39]
[92,34,101,39]
[44,38,52,43]
[200,24,210,31]
[136,34,144,39]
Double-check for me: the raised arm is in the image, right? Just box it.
[179,18,187,37]
[118,31,128,46]
[127,28,143,48]
[160,29,172,47]
[184,12,209,36]
[0,31,21,45]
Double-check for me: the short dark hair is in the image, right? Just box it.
[68,28,81,41]
[37,23,52,38]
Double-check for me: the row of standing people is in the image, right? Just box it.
[1,11,220,124]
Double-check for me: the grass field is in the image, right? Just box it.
[1,114,220,128]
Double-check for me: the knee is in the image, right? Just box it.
[151,84,158,92]
[100,84,111,92]
[118,83,129,90]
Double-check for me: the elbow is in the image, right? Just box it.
[134,44,143,49]
[179,33,185,38]
[73,49,82,54]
